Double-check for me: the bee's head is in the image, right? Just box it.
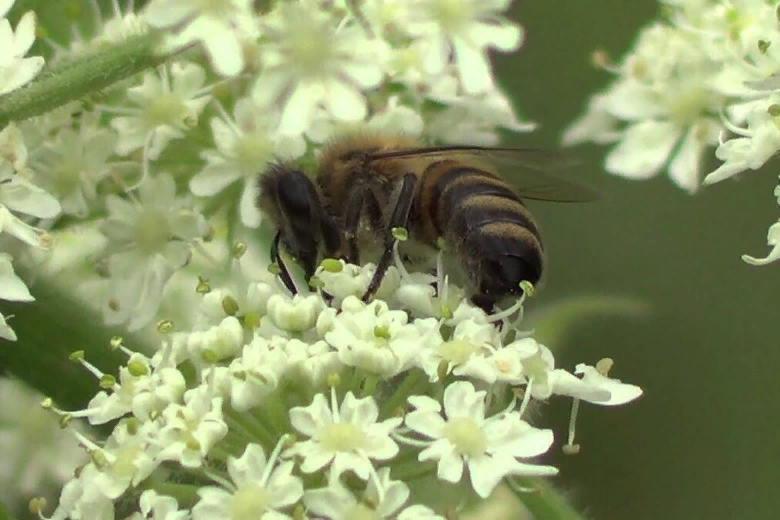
[258,164,342,278]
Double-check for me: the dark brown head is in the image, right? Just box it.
[257,164,342,278]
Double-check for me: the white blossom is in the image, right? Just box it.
[0,1,44,95]
[0,124,61,248]
[572,363,643,405]
[0,253,33,341]
[404,380,558,498]
[29,113,117,217]
[315,261,401,308]
[286,389,402,481]
[48,465,115,520]
[128,490,188,520]
[417,317,500,383]
[425,75,535,145]
[401,0,522,95]
[89,419,161,499]
[304,468,414,520]
[219,336,286,412]
[186,316,245,362]
[324,296,437,378]
[65,0,148,57]
[156,385,229,468]
[252,1,388,135]
[81,351,186,424]
[266,292,325,334]
[99,172,209,330]
[563,23,723,193]
[143,0,256,76]
[190,98,306,228]
[192,443,303,520]
[743,220,780,266]
[108,62,211,161]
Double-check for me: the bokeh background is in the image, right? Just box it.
[2,1,779,519]
[502,2,780,519]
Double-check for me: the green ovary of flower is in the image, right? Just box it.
[320,423,367,452]
[230,484,271,519]
[134,209,172,255]
[142,94,188,128]
[444,416,487,457]
[437,339,476,364]
[430,0,473,34]
[234,133,273,174]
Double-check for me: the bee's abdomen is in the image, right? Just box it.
[425,163,544,288]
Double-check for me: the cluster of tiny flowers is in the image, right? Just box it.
[1,0,537,335]
[563,0,780,265]
[0,0,57,340]
[0,0,645,513]
[40,257,642,519]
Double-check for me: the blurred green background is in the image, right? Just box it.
[3,1,780,519]
[501,2,780,519]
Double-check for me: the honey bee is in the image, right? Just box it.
[257,135,597,313]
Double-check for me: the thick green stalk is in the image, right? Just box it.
[0,31,170,127]
[509,478,588,520]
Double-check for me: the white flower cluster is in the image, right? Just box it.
[0,0,645,513]
[43,259,641,519]
[563,0,780,265]
[0,0,54,341]
[1,0,536,336]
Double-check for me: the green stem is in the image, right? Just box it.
[225,411,276,449]
[0,31,171,127]
[508,478,588,520]
[380,368,425,418]
[145,481,201,506]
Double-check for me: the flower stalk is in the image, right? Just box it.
[0,32,167,127]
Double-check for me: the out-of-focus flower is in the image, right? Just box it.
[142,0,256,76]
[252,1,388,136]
[402,0,523,94]
[190,98,306,228]
[0,1,44,95]
[108,62,211,162]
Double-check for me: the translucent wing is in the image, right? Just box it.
[364,145,600,202]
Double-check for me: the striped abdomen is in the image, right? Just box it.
[418,160,544,303]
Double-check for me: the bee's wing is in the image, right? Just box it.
[365,146,600,202]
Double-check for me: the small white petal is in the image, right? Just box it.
[605,120,682,179]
